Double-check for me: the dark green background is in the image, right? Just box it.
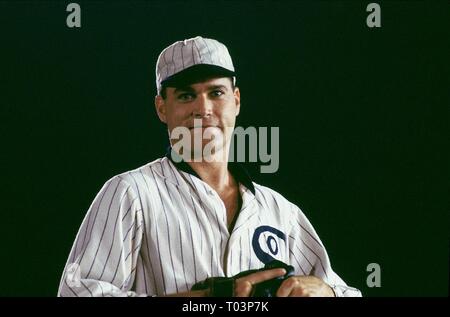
[1,0,448,296]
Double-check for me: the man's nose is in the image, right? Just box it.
[192,94,213,118]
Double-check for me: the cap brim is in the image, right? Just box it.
[161,64,235,89]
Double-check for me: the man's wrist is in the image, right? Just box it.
[328,284,339,297]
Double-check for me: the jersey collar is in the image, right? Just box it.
[165,147,256,195]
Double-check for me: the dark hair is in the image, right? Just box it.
[160,77,236,99]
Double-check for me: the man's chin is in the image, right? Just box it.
[188,126,222,137]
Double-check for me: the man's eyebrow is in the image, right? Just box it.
[207,84,229,91]
[174,86,195,94]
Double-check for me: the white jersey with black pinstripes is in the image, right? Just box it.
[57,157,361,297]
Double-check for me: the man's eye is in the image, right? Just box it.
[178,93,195,101]
[211,90,225,97]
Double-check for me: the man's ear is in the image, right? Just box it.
[234,87,241,116]
[155,95,167,123]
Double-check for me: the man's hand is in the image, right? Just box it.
[276,275,335,297]
[234,268,287,297]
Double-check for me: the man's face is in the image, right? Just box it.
[155,77,241,158]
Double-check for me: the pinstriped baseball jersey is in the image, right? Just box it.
[57,156,361,297]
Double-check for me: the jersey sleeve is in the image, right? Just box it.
[287,204,362,297]
[57,176,145,297]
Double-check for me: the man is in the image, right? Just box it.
[58,36,361,297]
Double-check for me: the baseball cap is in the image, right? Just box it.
[155,36,236,94]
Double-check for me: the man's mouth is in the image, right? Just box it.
[188,125,219,130]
